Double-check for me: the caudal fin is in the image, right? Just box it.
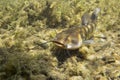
[81,12,90,26]
[81,8,100,26]
[91,8,100,23]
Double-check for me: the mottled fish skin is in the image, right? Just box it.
[52,8,100,50]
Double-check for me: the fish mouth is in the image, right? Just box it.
[52,40,65,48]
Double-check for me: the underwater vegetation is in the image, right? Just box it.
[0,0,120,80]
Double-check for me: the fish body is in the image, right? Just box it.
[52,8,100,50]
[52,23,96,50]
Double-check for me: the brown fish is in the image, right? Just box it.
[52,8,100,50]
[52,23,96,49]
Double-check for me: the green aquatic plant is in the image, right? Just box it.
[0,0,120,80]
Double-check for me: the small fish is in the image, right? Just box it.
[52,8,100,50]
[52,23,96,49]
[38,8,100,50]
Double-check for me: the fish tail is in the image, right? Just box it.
[91,8,100,23]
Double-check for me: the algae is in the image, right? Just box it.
[0,0,120,80]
